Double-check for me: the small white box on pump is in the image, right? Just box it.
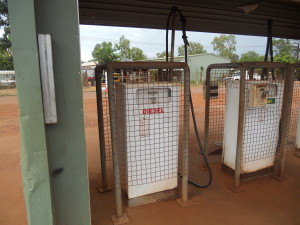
[116,83,180,199]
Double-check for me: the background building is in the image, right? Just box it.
[143,53,230,82]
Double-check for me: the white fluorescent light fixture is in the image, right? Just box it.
[38,34,58,124]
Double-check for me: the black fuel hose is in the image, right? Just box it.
[166,6,212,188]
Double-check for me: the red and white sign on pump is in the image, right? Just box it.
[142,108,164,115]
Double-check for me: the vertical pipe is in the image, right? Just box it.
[95,67,108,190]
[107,65,123,218]
[296,43,299,64]
[203,67,211,166]
[277,66,294,177]
[170,15,176,62]
[181,65,190,202]
[234,67,246,189]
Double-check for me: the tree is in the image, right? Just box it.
[92,42,119,64]
[0,50,13,70]
[178,41,207,56]
[239,51,264,62]
[114,35,146,61]
[211,34,238,62]
[0,0,13,70]
[114,35,131,59]
[272,38,299,63]
[156,51,169,58]
[130,47,146,61]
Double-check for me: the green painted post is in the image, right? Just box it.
[34,0,91,224]
[7,0,54,224]
[8,0,91,224]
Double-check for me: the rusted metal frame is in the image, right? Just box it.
[204,63,241,163]
[95,66,109,192]
[234,66,247,189]
[103,61,191,219]
[205,62,291,188]
[276,65,295,177]
[294,64,300,157]
[205,63,247,189]
[249,68,254,80]
[99,62,188,70]
[106,64,127,222]
[181,64,190,203]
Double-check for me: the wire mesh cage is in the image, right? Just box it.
[204,62,295,188]
[289,64,300,134]
[95,62,190,216]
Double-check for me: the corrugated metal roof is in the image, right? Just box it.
[79,0,300,39]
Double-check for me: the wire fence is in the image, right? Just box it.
[289,64,300,134]
[100,87,113,161]
[205,62,295,186]
[96,62,190,207]
[204,68,227,153]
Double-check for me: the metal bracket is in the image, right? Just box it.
[38,34,57,124]
[227,186,244,193]
[98,186,112,193]
[271,175,286,182]
[176,198,194,207]
[111,213,129,225]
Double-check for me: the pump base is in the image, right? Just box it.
[122,188,177,207]
[111,213,129,225]
[98,186,112,193]
[222,164,273,180]
[176,198,195,207]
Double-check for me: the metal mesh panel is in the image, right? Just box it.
[290,65,300,134]
[97,62,190,199]
[102,87,113,161]
[205,63,294,186]
[204,68,228,152]
[240,78,285,165]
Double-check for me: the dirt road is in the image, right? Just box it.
[1,87,300,225]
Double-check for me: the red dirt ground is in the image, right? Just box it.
[1,86,300,225]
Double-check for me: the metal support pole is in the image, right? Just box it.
[107,65,129,224]
[203,68,211,169]
[95,67,110,192]
[249,68,254,80]
[234,67,246,189]
[276,66,294,177]
[182,66,190,202]
[170,15,176,62]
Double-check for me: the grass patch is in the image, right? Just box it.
[0,88,17,96]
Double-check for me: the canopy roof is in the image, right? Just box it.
[79,0,300,39]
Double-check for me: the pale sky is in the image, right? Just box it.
[0,25,268,62]
[79,25,268,62]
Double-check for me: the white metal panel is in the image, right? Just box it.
[116,83,179,199]
[223,81,284,174]
[38,34,57,124]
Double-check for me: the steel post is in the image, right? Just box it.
[277,66,295,177]
[107,65,124,221]
[95,67,108,191]
[181,65,190,203]
[170,15,176,62]
[203,67,211,168]
[234,67,246,189]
